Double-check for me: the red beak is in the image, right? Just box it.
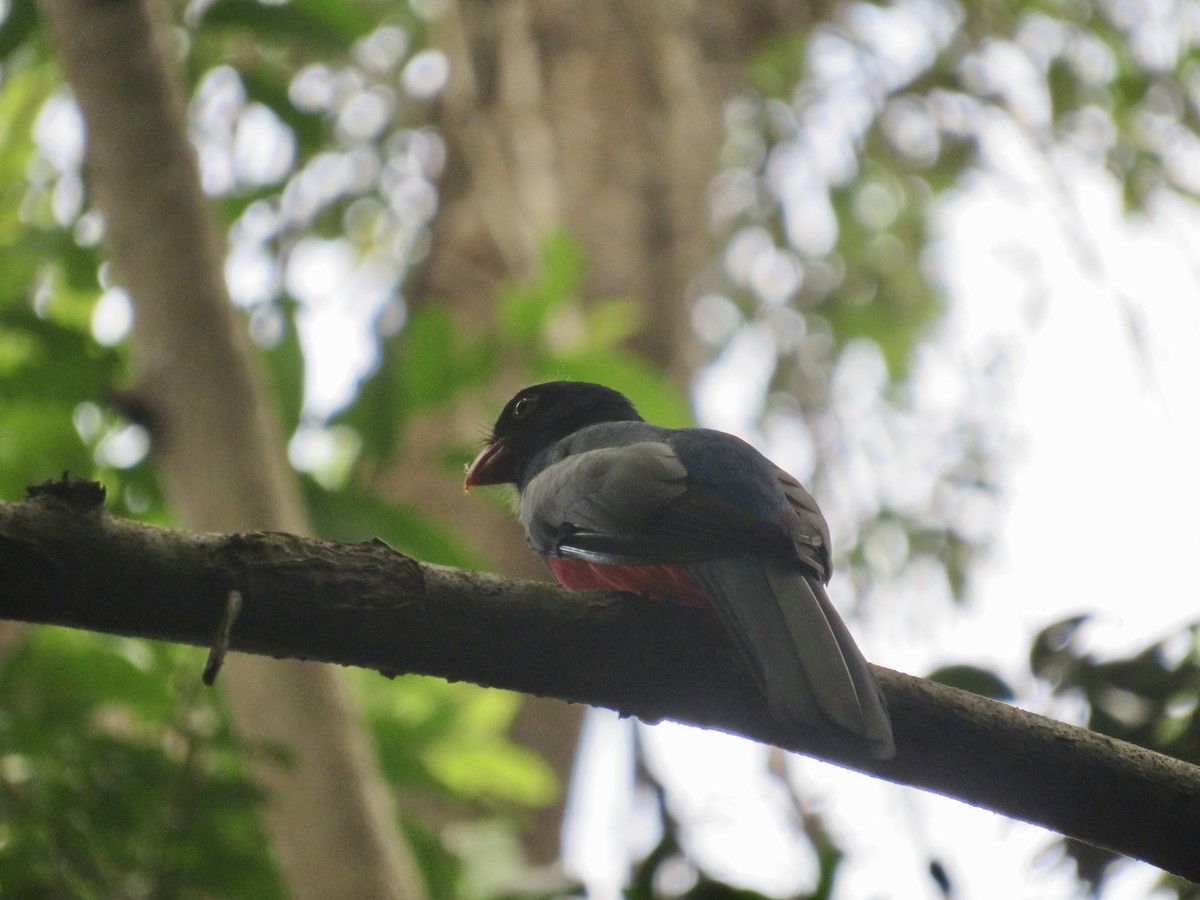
[464,440,507,490]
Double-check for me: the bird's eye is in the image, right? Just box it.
[512,395,537,420]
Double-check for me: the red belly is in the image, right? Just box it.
[545,557,712,609]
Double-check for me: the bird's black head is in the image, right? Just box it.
[465,381,643,488]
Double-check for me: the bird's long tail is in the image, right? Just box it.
[688,559,895,759]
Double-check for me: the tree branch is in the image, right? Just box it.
[3,488,1199,882]
[36,0,424,891]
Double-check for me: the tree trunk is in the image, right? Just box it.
[392,0,824,865]
[384,0,736,863]
[36,0,424,896]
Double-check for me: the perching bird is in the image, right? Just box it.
[464,381,894,758]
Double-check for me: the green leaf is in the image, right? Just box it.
[537,348,692,428]
[1030,615,1092,682]
[0,402,92,499]
[0,59,56,201]
[302,476,482,569]
[0,628,177,721]
[357,673,557,807]
[926,134,977,194]
[332,338,403,465]
[425,741,557,806]
[0,631,282,897]
[0,298,113,395]
[199,0,376,52]
[397,305,457,410]
[0,0,40,62]
[746,32,806,99]
[582,296,645,348]
[1047,58,1081,121]
[260,299,306,438]
[927,664,1016,701]
[497,230,584,344]
[334,301,499,472]
[399,306,499,412]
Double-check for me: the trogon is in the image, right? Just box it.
[465,380,894,759]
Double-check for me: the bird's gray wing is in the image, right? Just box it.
[521,441,798,562]
[520,441,688,558]
[771,463,833,581]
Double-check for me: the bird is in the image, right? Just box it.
[464,380,894,759]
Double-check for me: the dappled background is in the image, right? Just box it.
[1,0,1198,897]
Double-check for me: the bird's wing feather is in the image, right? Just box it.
[520,441,687,554]
[521,440,796,562]
[771,464,832,580]
[689,558,894,758]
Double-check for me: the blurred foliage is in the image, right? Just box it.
[710,0,1200,629]
[626,736,840,900]
[716,9,1200,890]
[1031,617,1200,895]
[927,663,1016,701]
[0,0,689,889]
[0,629,283,897]
[0,0,1196,894]
[0,4,592,898]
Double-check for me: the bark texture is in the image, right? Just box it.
[392,1,813,858]
[3,491,1199,883]
[35,0,423,896]
[422,0,726,374]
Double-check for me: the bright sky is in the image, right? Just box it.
[562,136,1200,898]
